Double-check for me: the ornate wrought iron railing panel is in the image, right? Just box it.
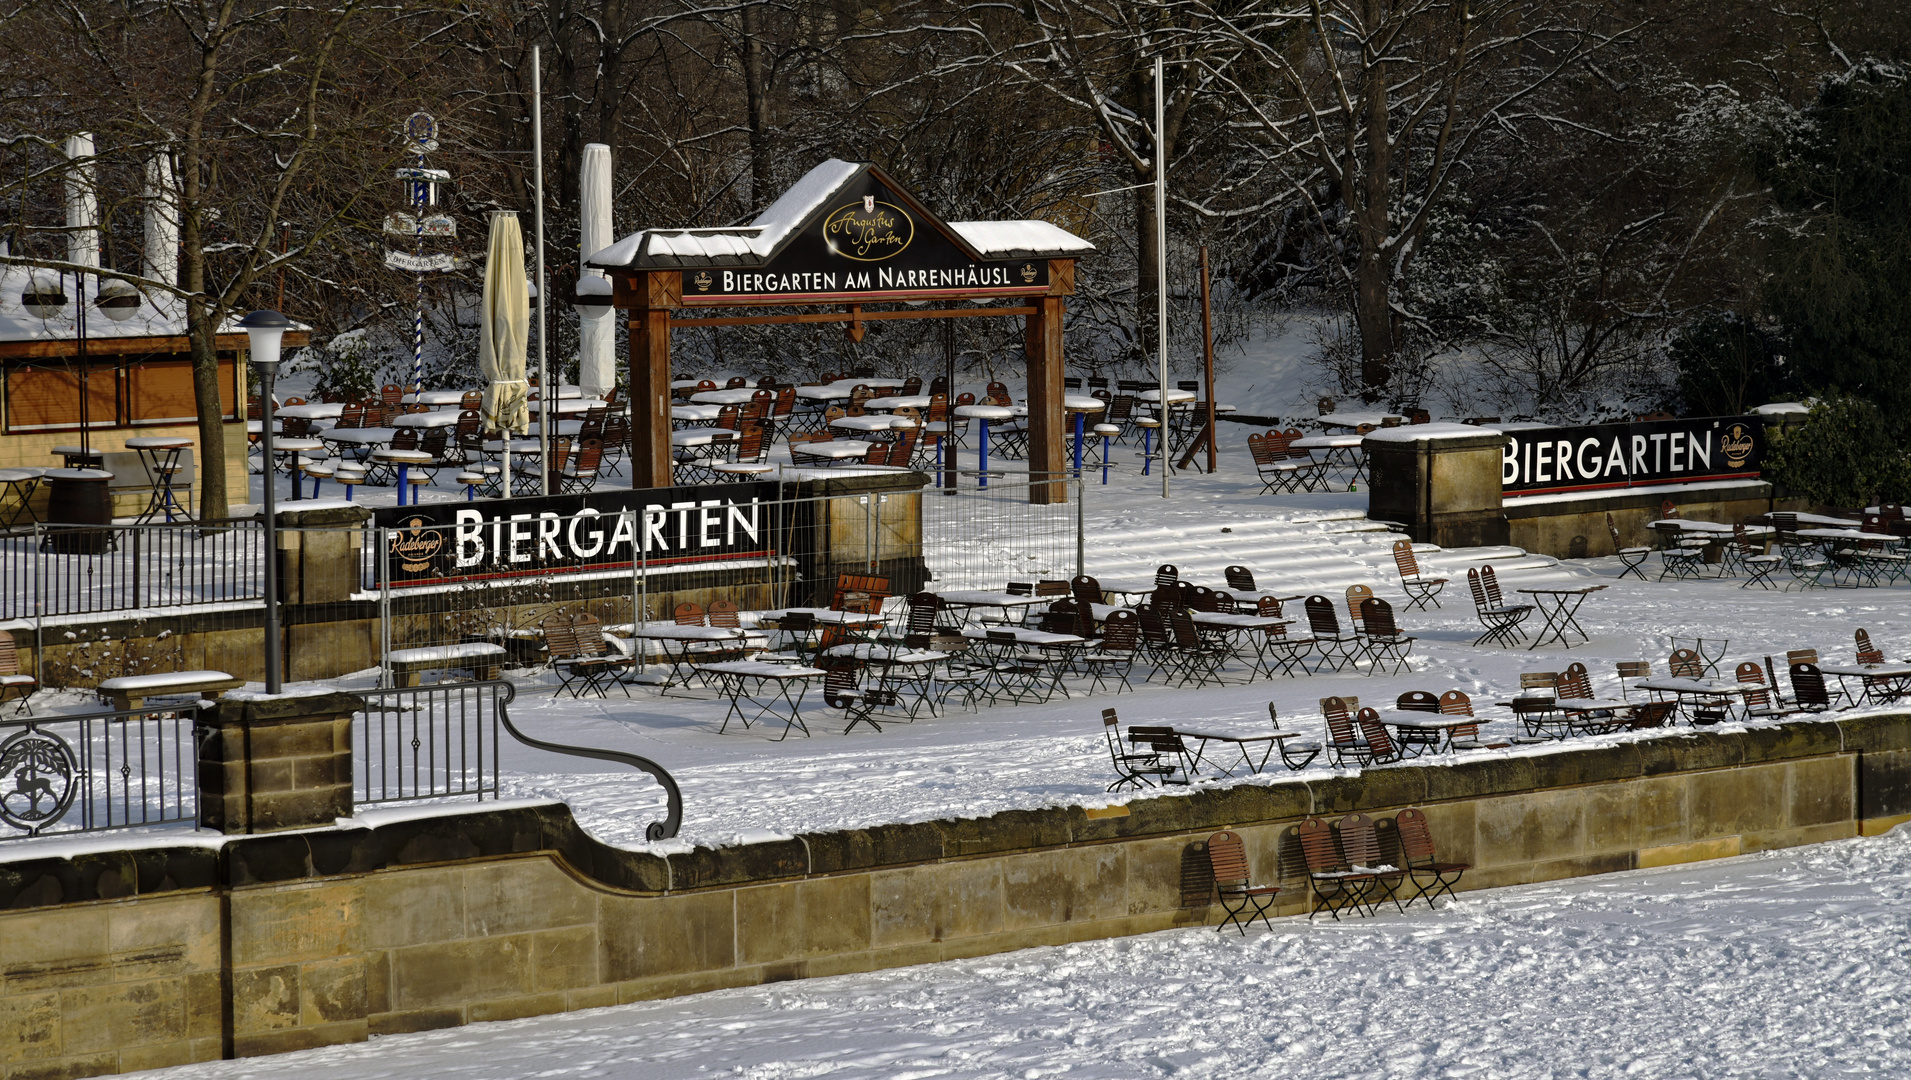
[0,706,202,840]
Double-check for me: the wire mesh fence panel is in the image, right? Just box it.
[914,473,1082,592]
[1,521,266,620]
[0,706,201,841]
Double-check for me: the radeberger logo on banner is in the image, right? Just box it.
[823,196,913,260]
[390,516,444,573]
[1720,422,1756,469]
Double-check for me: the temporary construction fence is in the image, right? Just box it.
[3,472,1084,694]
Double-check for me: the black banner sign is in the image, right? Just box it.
[371,482,782,588]
[679,171,1049,305]
[1501,417,1763,496]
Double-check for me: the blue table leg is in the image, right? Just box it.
[397,466,410,505]
[1072,412,1084,478]
[1141,428,1153,476]
[934,435,943,488]
[1101,435,1111,484]
[978,420,991,489]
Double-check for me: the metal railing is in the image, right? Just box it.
[0,705,203,840]
[1,520,265,620]
[353,680,682,840]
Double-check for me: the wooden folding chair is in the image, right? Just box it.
[1392,540,1448,609]
[1395,808,1470,908]
[1207,830,1280,934]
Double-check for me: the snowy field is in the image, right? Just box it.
[135,824,1911,1079]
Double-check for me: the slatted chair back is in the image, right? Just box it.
[1135,604,1172,650]
[1394,808,1439,867]
[1108,395,1133,422]
[460,390,483,410]
[1668,649,1703,678]
[0,633,30,682]
[1036,579,1071,598]
[1155,563,1180,587]
[1321,696,1359,746]
[420,428,450,460]
[1627,701,1678,729]
[1247,433,1279,468]
[455,409,483,437]
[389,427,420,452]
[1149,582,1182,614]
[1360,597,1402,639]
[380,383,403,405]
[673,602,706,626]
[1212,591,1238,614]
[1337,811,1389,865]
[338,402,366,428]
[541,615,582,662]
[1559,662,1594,699]
[1857,628,1878,657]
[1660,500,1681,520]
[1615,660,1650,698]
[1787,648,1819,667]
[1519,672,1558,699]
[715,404,741,430]
[1734,661,1772,710]
[984,381,1010,405]
[1397,690,1439,712]
[1256,595,1284,618]
[1007,581,1034,597]
[1224,565,1255,592]
[1356,711,1398,763]
[848,384,875,409]
[1099,609,1139,653]
[1864,514,1888,534]
[1466,567,1492,611]
[954,392,976,407]
[1605,513,1626,550]
[729,424,769,464]
[1345,584,1375,629]
[891,428,920,465]
[772,386,797,416]
[1297,818,1347,874]
[1304,595,1344,639]
[1189,585,1219,612]
[280,417,313,437]
[1207,831,1254,893]
[1392,540,1426,580]
[862,442,892,466]
[707,600,742,629]
[900,375,923,397]
[1070,574,1102,612]
[821,659,862,701]
[1481,565,1513,607]
[1039,600,1083,637]
[832,573,889,613]
[1438,690,1472,716]
[1789,662,1832,710]
[903,593,940,638]
[1168,607,1206,651]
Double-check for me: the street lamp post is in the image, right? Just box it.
[241,309,292,695]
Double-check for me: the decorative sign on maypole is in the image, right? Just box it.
[385,111,456,393]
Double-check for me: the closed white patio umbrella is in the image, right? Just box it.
[479,211,531,490]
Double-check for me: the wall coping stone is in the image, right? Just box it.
[0,715,1896,912]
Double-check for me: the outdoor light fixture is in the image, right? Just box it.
[21,273,68,320]
[241,308,294,695]
[95,280,141,322]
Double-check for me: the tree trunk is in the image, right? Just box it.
[742,3,773,211]
[187,298,229,519]
[1353,44,1395,402]
[1133,175,1158,364]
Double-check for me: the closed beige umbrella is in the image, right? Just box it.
[479,211,530,489]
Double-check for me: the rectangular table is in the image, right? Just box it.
[935,590,1052,626]
[1369,709,1489,754]
[1634,677,1759,722]
[629,624,753,685]
[696,660,826,740]
[1176,728,1314,775]
[821,642,951,718]
[960,626,1084,703]
[1818,662,1911,707]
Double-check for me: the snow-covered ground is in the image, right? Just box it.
[134,823,1911,1079]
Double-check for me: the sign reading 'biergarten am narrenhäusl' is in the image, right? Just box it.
[371,481,781,587]
[1500,416,1764,496]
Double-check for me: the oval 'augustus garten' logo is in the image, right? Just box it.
[823,197,913,261]
[390,517,444,573]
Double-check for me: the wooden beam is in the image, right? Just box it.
[1025,295,1067,505]
[628,272,674,488]
[0,332,308,360]
[661,305,1039,330]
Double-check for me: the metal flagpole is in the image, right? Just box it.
[533,46,551,495]
[1154,55,1169,499]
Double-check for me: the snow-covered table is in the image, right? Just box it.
[934,589,1051,626]
[98,670,244,711]
[696,660,827,740]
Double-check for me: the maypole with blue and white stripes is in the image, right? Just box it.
[385,112,455,394]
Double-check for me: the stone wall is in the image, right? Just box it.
[6,714,1911,1079]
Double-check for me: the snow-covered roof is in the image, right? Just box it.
[0,263,304,346]
[1750,402,1810,416]
[586,159,1092,270]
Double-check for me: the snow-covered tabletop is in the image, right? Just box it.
[97,670,234,690]
[275,402,345,420]
[762,608,889,627]
[630,625,748,641]
[865,395,933,411]
[961,626,1084,647]
[124,436,193,449]
[829,415,913,433]
[324,427,396,446]
[935,590,1051,608]
[954,404,1014,421]
[1291,435,1365,450]
[1318,411,1405,429]
[387,643,507,663]
[1189,611,1290,630]
[689,388,763,405]
[673,405,724,423]
[694,660,825,677]
[671,429,735,447]
[1136,388,1196,404]
[1633,677,1756,696]
[789,440,873,460]
[389,410,463,428]
[1795,528,1883,543]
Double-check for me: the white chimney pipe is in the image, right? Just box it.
[143,151,179,286]
[576,142,616,397]
[64,132,99,271]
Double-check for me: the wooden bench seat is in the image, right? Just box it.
[97,670,243,712]
[387,643,508,687]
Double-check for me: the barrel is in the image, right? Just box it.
[42,468,114,554]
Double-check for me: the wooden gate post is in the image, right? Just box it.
[1024,259,1076,506]
[622,270,679,488]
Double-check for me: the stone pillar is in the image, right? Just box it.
[1364,427,1510,548]
[197,690,358,833]
[277,504,371,604]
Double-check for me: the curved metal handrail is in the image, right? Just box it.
[489,681,683,841]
